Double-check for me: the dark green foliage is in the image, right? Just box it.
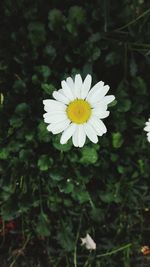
[0,0,150,266]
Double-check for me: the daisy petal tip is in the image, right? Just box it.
[86,73,92,79]
[52,91,56,97]
[60,139,66,145]
[111,95,115,102]
[75,73,81,78]
[93,138,98,144]
[43,99,48,106]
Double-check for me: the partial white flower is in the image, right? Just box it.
[81,233,96,250]
[43,74,115,147]
[144,118,150,142]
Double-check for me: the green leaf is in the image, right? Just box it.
[37,121,51,142]
[41,83,55,95]
[76,191,90,203]
[36,213,50,237]
[91,47,101,61]
[63,183,74,194]
[0,148,9,159]
[44,45,56,58]
[80,146,98,164]
[56,221,74,252]
[35,65,51,81]
[112,132,124,148]
[38,155,53,171]
[15,103,30,115]
[13,79,26,93]
[66,6,86,35]
[100,192,114,203]
[28,22,46,46]
[68,6,86,25]
[19,149,32,161]
[48,9,65,31]
[117,99,132,112]
[53,135,72,152]
[50,172,63,181]
[9,116,23,128]
[132,76,147,95]
[105,52,121,66]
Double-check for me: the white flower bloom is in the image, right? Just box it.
[81,233,96,250]
[144,118,150,142]
[43,74,115,147]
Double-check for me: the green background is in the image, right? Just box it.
[0,0,150,266]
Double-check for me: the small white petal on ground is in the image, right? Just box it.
[81,233,96,250]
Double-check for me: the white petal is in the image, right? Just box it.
[53,91,70,104]
[100,95,115,105]
[43,113,67,124]
[86,234,96,250]
[58,88,65,95]
[78,125,86,147]
[60,123,77,144]
[92,102,107,111]
[144,125,150,132]
[81,234,96,250]
[97,119,107,133]
[47,119,70,134]
[66,77,76,97]
[44,103,66,113]
[147,133,150,142]
[72,127,79,147]
[84,123,98,143]
[87,84,110,105]
[89,117,104,136]
[43,99,66,108]
[61,80,74,100]
[74,74,82,98]
[86,81,104,99]
[66,77,74,90]
[93,109,110,119]
[81,74,92,99]
[92,95,115,109]
[43,111,65,118]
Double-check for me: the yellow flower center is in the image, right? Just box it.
[66,99,92,124]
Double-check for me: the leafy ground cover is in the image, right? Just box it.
[0,0,150,266]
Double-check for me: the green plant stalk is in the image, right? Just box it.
[115,8,150,31]
[74,213,83,267]
[96,243,132,258]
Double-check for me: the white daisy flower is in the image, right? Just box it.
[43,74,115,147]
[144,118,150,143]
[81,233,96,250]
